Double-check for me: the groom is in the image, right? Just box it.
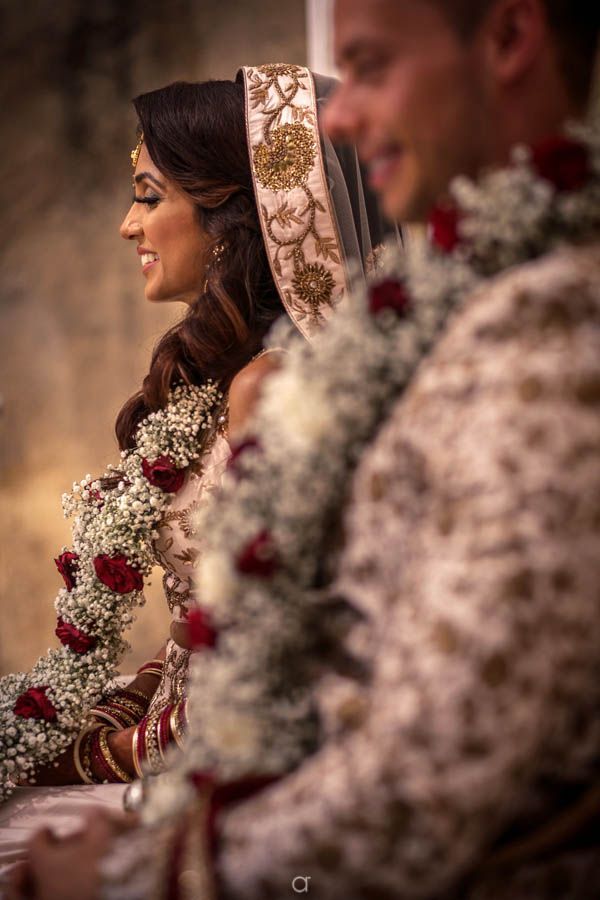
[215,2,600,898]
[11,1,600,898]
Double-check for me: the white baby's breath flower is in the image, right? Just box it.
[0,382,221,802]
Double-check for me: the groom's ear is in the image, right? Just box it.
[479,0,547,89]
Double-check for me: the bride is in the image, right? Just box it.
[0,64,388,871]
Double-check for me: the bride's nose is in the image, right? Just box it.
[120,205,143,240]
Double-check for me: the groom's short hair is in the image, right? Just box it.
[433,0,599,104]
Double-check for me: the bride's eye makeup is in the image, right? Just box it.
[132,193,161,207]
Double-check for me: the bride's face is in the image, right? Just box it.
[120,144,208,305]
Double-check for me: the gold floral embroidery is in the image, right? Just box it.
[292,263,335,315]
[243,65,346,334]
[163,573,191,617]
[148,645,191,714]
[160,500,201,540]
[173,546,200,568]
[257,63,302,79]
[254,123,316,191]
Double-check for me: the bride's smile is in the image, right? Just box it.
[120,143,208,306]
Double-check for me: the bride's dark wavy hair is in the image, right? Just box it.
[115,80,284,450]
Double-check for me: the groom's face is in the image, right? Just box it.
[326,0,489,221]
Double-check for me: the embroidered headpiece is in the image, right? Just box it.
[239,64,349,338]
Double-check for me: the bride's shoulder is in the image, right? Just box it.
[228,349,285,438]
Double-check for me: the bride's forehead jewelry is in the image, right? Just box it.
[131,132,144,169]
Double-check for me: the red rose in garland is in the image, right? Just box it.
[236,530,279,577]
[226,437,262,475]
[141,455,186,493]
[531,136,591,192]
[186,608,218,649]
[93,554,144,594]
[368,278,411,317]
[55,617,97,654]
[14,687,57,722]
[54,551,79,592]
[428,204,461,253]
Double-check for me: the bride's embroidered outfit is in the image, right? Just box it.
[0,435,231,873]
[149,434,231,718]
[0,63,388,881]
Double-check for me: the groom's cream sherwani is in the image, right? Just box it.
[219,240,600,899]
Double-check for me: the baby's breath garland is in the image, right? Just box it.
[141,123,600,821]
[0,382,221,802]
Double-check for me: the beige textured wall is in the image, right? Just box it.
[0,0,306,675]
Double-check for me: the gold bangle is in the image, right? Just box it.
[169,700,186,749]
[144,707,165,775]
[73,726,98,785]
[131,723,144,779]
[97,726,133,784]
[89,708,128,730]
[117,687,152,704]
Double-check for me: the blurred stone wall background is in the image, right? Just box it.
[0,0,306,675]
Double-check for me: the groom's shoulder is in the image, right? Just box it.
[472,239,600,328]
[420,238,600,385]
[368,239,600,465]
[441,240,600,356]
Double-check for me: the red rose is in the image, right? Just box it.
[186,608,218,649]
[141,455,186,493]
[14,686,57,721]
[54,551,79,592]
[226,437,262,475]
[190,770,216,793]
[428,204,461,253]
[55,617,97,654]
[368,278,411,317]
[531,135,591,192]
[235,530,279,577]
[93,554,144,594]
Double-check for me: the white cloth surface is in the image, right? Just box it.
[0,783,127,895]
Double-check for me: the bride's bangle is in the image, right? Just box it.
[132,720,146,779]
[73,725,98,785]
[170,698,188,749]
[87,726,133,784]
[136,659,164,678]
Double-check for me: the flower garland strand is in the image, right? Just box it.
[0,382,221,802]
[141,124,600,821]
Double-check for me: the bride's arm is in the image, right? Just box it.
[227,351,284,440]
[32,644,167,785]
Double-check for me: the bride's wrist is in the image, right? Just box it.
[106,727,135,777]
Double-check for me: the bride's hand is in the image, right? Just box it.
[6,810,137,900]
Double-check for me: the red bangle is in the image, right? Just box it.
[136,659,164,677]
[89,728,116,783]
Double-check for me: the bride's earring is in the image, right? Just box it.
[203,242,226,294]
